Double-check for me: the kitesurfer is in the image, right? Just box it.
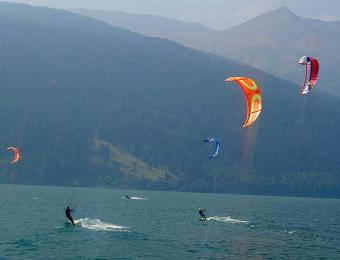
[126,195,131,199]
[198,208,206,219]
[65,206,75,225]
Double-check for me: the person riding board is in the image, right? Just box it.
[65,206,75,225]
[126,195,131,199]
[198,208,207,219]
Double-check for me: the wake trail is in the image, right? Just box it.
[130,196,147,200]
[75,218,128,232]
[124,196,147,200]
[206,216,249,224]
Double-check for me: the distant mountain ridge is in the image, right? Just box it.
[75,7,340,98]
[73,9,212,35]
[0,3,339,197]
[216,7,340,95]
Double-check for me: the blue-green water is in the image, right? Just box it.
[0,185,339,259]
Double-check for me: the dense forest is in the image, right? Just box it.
[0,3,339,197]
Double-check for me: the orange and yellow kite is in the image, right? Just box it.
[7,147,20,164]
[225,77,262,127]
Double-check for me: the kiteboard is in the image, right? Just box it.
[66,219,80,225]
[73,219,81,225]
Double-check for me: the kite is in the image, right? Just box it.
[204,138,220,158]
[298,56,319,95]
[225,77,262,127]
[7,147,20,164]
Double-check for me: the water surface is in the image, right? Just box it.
[0,184,339,259]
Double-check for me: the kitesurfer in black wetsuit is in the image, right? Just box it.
[126,195,131,199]
[198,208,206,219]
[65,206,75,225]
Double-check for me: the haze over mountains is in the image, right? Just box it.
[74,7,340,98]
[73,9,211,35]
[0,3,339,197]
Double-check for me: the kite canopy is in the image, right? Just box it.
[225,77,262,127]
[7,147,20,164]
[204,138,220,158]
[298,56,319,95]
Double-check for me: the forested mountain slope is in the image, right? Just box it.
[0,3,339,197]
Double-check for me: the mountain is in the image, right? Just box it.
[217,7,340,97]
[0,3,339,197]
[73,9,212,35]
[76,7,340,98]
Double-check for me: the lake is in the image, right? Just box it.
[0,184,339,259]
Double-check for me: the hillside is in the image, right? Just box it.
[77,7,340,98]
[0,3,339,197]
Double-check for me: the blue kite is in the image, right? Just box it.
[204,138,220,158]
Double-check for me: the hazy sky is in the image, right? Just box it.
[4,0,340,29]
